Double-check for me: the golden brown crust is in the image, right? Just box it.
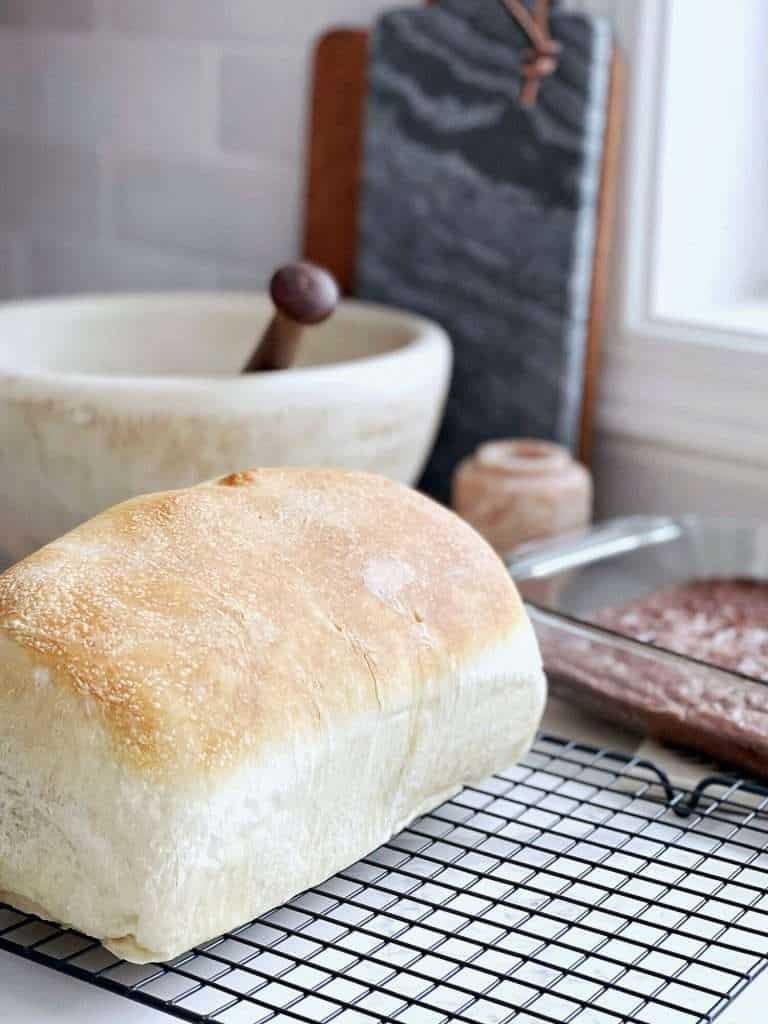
[0,468,525,779]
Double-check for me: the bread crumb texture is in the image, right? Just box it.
[0,468,523,779]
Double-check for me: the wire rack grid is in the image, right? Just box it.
[3,733,768,1024]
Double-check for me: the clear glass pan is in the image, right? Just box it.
[506,516,768,774]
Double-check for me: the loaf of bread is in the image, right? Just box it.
[0,468,545,963]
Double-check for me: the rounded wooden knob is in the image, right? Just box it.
[243,261,340,373]
[269,261,339,326]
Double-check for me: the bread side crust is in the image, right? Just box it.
[0,625,544,962]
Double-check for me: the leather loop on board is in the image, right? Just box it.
[502,0,561,106]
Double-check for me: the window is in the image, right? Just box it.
[649,0,768,336]
[569,0,768,516]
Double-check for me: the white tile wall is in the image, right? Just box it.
[0,0,96,32]
[22,236,217,297]
[42,38,214,155]
[0,34,47,138]
[219,50,309,159]
[0,0,414,299]
[0,138,102,234]
[107,0,404,44]
[0,231,24,299]
[113,156,301,262]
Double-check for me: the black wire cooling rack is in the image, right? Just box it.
[3,733,768,1024]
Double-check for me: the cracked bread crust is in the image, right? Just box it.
[0,468,545,960]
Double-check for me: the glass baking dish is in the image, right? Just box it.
[506,515,768,775]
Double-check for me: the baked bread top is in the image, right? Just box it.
[0,468,530,780]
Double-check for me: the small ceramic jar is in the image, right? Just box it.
[452,439,592,556]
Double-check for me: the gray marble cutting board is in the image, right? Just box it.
[356,0,613,501]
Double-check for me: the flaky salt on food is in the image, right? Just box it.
[0,467,545,962]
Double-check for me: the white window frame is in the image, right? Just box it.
[579,0,768,479]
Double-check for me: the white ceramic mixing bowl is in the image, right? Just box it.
[0,292,451,562]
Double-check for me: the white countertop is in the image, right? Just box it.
[1,951,167,1022]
